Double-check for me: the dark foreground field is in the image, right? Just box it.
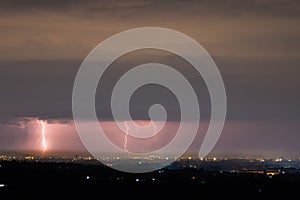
[1,161,300,199]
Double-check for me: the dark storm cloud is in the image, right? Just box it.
[0,0,300,17]
[0,0,90,11]
[0,0,299,122]
[0,117,31,127]
[0,54,299,122]
[1,0,299,61]
[0,0,299,18]
[0,60,79,122]
[0,0,148,13]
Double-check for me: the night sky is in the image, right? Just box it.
[0,0,299,157]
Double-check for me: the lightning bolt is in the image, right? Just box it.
[124,121,129,152]
[123,120,159,152]
[40,120,47,153]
